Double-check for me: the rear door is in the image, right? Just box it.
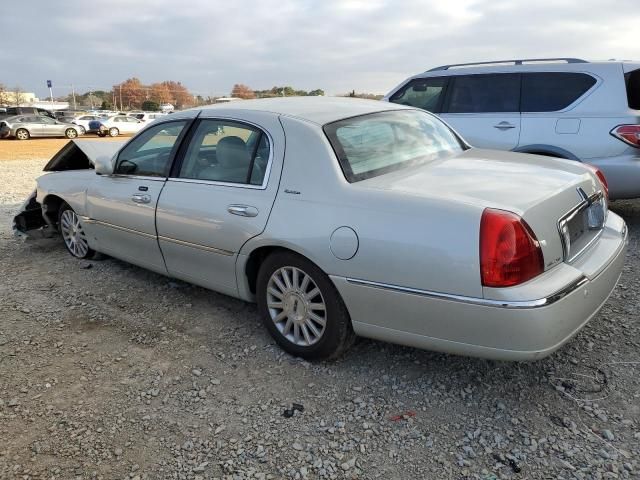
[440,73,521,150]
[155,115,284,296]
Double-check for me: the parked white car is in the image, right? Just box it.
[91,116,145,137]
[384,57,640,200]
[14,98,627,361]
[130,112,168,123]
[71,114,104,134]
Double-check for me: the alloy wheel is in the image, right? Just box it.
[266,266,327,346]
[59,209,89,258]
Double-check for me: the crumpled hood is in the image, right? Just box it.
[43,139,124,171]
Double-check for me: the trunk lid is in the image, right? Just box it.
[358,148,606,271]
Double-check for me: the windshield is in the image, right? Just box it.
[324,109,464,182]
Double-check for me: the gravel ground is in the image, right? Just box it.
[0,157,639,480]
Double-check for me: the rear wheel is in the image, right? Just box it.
[65,128,78,139]
[58,203,95,259]
[15,128,30,140]
[108,127,119,137]
[257,251,356,360]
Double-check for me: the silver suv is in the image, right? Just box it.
[384,58,640,199]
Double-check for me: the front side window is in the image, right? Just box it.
[115,121,187,177]
[521,72,596,112]
[324,110,464,182]
[389,77,447,112]
[40,116,56,124]
[446,74,520,113]
[178,119,270,186]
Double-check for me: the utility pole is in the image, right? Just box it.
[119,84,123,111]
[71,83,77,110]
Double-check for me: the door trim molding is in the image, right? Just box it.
[158,235,234,256]
[81,217,157,239]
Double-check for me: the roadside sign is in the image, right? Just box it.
[46,80,52,88]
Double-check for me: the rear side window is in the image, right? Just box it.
[625,69,640,109]
[446,74,520,113]
[389,78,447,112]
[324,110,464,182]
[521,72,596,112]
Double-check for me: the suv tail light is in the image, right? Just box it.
[610,124,640,147]
[585,164,609,200]
[480,209,544,288]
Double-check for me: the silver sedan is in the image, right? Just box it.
[14,98,627,361]
[0,115,84,140]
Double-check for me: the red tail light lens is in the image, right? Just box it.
[585,164,608,199]
[480,209,544,288]
[611,124,640,147]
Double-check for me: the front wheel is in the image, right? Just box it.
[108,127,119,137]
[15,128,30,140]
[256,251,355,360]
[65,128,78,139]
[58,203,95,259]
[78,125,86,134]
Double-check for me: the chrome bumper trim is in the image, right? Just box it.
[345,276,589,309]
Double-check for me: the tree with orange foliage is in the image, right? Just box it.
[113,77,146,109]
[149,83,172,104]
[161,81,192,108]
[231,84,256,99]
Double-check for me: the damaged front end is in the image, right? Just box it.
[12,139,124,239]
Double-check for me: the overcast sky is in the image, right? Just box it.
[2,0,639,98]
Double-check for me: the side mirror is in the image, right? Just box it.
[94,155,115,175]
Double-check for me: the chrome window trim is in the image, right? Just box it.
[172,117,274,191]
[345,276,589,309]
[557,189,606,262]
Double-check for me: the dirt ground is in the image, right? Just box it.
[0,147,639,479]
[0,137,127,161]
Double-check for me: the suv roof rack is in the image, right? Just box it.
[427,58,588,72]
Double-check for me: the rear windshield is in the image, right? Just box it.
[625,69,640,109]
[324,110,464,182]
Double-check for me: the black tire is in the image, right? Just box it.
[15,128,30,140]
[97,132,106,137]
[108,127,119,137]
[257,251,356,360]
[65,128,78,139]
[57,202,96,259]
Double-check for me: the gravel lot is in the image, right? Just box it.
[0,151,639,479]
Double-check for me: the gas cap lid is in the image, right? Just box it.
[330,226,359,260]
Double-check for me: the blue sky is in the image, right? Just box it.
[1,0,638,98]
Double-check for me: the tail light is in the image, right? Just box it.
[585,164,609,200]
[480,209,544,288]
[610,124,640,147]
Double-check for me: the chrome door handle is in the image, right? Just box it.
[227,205,258,217]
[131,193,151,204]
[493,121,516,130]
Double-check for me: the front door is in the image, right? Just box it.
[39,116,65,137]
[440,73,521,150]
[155,116,284,296]
[84,120,190,273]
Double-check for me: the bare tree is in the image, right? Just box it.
[12,86,26,106]
[0,83,8,106]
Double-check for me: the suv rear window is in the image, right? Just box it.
[521,72,596,112]
[446,74,520,113]
[324,110,464,182]
[389,78,447,112]
[625,69,640,110]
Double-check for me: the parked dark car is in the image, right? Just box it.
[0,107,55,121]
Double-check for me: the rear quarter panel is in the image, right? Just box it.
[241,116,485,299]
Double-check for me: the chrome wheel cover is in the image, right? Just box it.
[60,210,89,258]
[16,130,28,140]
[267,266,327,347]
[66,129,77,138]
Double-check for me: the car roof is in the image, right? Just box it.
[196,97,409,125]
[413,60,640,78]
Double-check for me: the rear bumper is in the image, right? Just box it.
[588,153,640,199]
[331,214,627,361]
